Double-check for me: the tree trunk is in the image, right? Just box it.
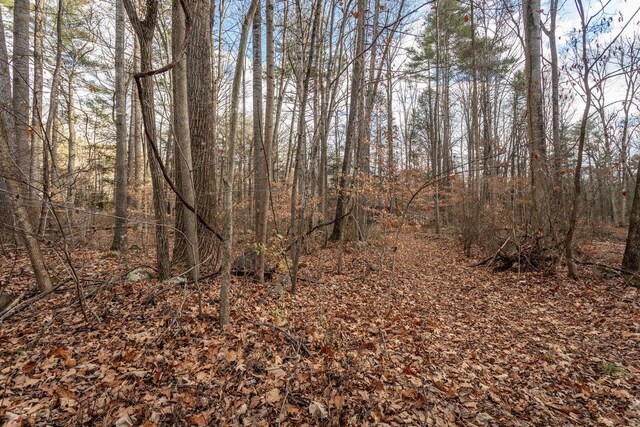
[252,0,267,282]
[172,0,199,280]
[523,0,549,234]
[187,0,218,263]
[111,0,128,251]
[124,0,171,280]
[623,157,640,271]
[330,0,365,241]
[565,1,591,280]
[220,0,260,326]
[0,106,52,292]
[0,7,13,222]
[255,0,275,283]
[29,0,44,202]
[290,0,321,293]
[12,0,30,192]
[39,0,64,235]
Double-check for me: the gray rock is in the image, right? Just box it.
[0,291,15,311]
[164,276,188,286]
[126,267,152,282]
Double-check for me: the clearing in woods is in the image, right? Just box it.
[0,230,638,425]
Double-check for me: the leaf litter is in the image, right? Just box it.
[0,230,638,425]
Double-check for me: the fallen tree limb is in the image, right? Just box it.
[243,318,312,357]
[576,260,640,286]
[0,280,69,323]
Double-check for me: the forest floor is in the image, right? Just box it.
[0,228,638,426]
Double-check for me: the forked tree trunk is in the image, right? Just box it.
[123,0,171,280]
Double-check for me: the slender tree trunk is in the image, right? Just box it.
[386,55,396,213]
[290,0,321,293]
[133,41,144,210]
[255,0,275,283]
[330,0,365,241]
[111,0,128,251]
[12,0,30,192]
[29,0,44,202]
[220,0,260,326]
[0,7,13,220]
[565,1,591,280]
[0,108,52,292]
[66,72,77,222]
[39,0,64,235]
[252,0,267,282]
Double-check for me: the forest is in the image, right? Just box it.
[0,0,639,424]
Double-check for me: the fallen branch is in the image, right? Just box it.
[473,237,511,268]
[576,260,640,286]
[243,318,312,357]
[0,280,69,323]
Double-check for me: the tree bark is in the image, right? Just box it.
[252,0,268,283]
[187,0,218,263]
[12,0,30,192]
[124,0,171,280]
[29,0,45,202]
[111,0,128,252]
[255,0,275,283]
[172,0,199,280]
[0,105,52,292]
[290,0,321,293]
[623,158,640,271]
[565,0,591,280]
[220,0,260,326]
[523,0,549,233]
[330,0,365,241]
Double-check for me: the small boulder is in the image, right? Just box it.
[0,291,16,311]
[164,276,188,286]
[126,267,152,282]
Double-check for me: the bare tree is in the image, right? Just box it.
[254,0,275,283]
[111,0,128,252]
[187,0,218,263]
[12,0,30,194]
[0,111,52,292]
[221,0,260,326]
[172,0,199,280]
[123,0,171,280]
[331,0,366,241]
[29,0,45,202]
